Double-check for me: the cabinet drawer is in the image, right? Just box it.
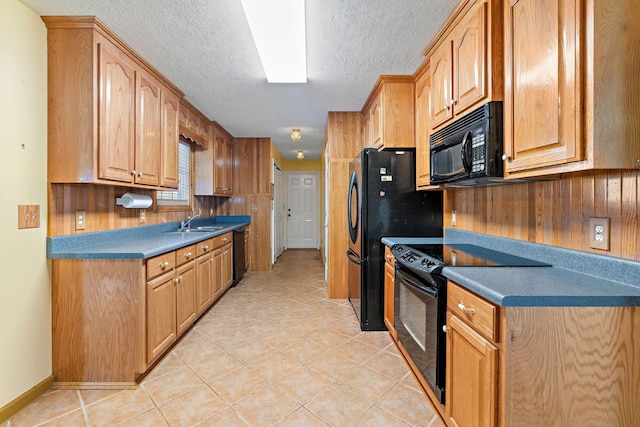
[384,246,395,266]
[197,238,213,256]
[176,244,197,266]
[212,232,232,249]
[147,251,176,280]
[448,281,499,342]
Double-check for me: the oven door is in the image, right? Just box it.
[394,264,446,403]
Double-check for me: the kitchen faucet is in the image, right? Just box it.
[180,213,201,231]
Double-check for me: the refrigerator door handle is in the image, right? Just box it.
[346,248,364,265]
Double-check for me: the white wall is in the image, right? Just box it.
[0,0,51,408]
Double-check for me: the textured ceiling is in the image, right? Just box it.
[19,0,457,159]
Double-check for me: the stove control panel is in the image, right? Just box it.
[390,244,443,273]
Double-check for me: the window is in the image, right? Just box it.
[156,140,192,208]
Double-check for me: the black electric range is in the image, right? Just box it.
[390,242,549,281]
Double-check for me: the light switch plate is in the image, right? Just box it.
[18,205,40,229]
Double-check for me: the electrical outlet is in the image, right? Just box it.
[75,210,86,230]
[140,210,146,223]
[589,217,610,251]
[451,209,457,226]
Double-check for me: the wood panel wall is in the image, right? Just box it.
[444,170,640,260]
[48,184,230,236]
[324,112,363,298]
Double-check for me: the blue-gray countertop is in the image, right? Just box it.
[382,229,640,307]
[47,216,250,260]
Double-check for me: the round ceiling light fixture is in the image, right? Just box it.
[291,128,301,142]
[296,151,304,159]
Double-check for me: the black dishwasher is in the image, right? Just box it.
[232,227,246,286]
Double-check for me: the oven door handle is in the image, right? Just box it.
[396,267,438,298]
[346,248,365,265]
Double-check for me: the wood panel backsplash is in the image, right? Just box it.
[48,183,231,236]
[444,170,640,260]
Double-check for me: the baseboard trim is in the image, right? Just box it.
[0,375,54,424]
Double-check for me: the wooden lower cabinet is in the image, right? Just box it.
[383,246,396,340]
[146,270,177,365]
[196,252,213,314]
[445,280,640,427]
[176,260,197,335]
[446,281,499,427]
[50,233,236,388]
[244,226,251,272]
[445,313,498,427]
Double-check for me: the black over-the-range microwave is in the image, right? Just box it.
[430,101,503,186]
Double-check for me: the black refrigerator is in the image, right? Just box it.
[346,148,442,330]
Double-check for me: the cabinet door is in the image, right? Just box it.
[504,0,581,172]
[147,271,176,364]
[212,247,224,299]
[446,312,498,427]
[370,96,383,149]
[430,41,454,129]
[213,134,231,195]
[98,40,136,183]
[383,259,396,341]
[244,227,250,271]
[176,261,197,335]
[453,1,487,115]
[223,138,233,194]
[222,242,233,289]
[160,90,180,188]
[135,71,161,186]
[415,67,432,189]
[196,253,213,314]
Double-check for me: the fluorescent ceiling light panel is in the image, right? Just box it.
[241,0,307,83]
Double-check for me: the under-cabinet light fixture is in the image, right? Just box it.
[291,128,301,141]
[240,0,307,83]
[296,151,305,159]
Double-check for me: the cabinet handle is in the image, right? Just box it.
[502,154,510,161]
[159,261,170,269]
[131,170,136,176]
[458,301,475,315]
[137,172,143,177]
[451,98,457,106]
[202,245,209,251]
[184,252,192,258]
[442,325,447,333]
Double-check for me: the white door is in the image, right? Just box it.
[286,172,318,249]
[274,164,284,258]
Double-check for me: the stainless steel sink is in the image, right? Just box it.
[164,225,225,233]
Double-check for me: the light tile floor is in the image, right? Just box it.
[5,249,445,427]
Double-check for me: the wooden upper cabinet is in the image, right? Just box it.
[430,42,453,129]
[414,61,435,190]
[179,100,209,148]
[453,2,487,115]
[160,91,180,188]
[213,130,233,195]
[97,38,136,183]
[428,0,502,131]
[134,70,162,186]
[44,17,183,189]
[361,76,415,149]
[503,0,580,173]
[195,122,233,196]
[503,0,640,178]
